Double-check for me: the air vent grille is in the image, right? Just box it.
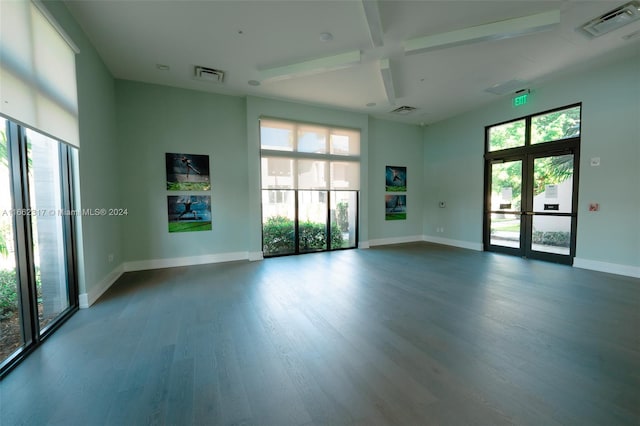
[581,1,640,38]
[390,106,417,114]
[194,66,225,83]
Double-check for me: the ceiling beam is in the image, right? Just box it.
[361,0,384,48]
[405,10,561,55]
[379,58,396,105]
[258,51,361,83]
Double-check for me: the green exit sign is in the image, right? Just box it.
[513,92,529,107]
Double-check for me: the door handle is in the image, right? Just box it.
[522,211,534,216]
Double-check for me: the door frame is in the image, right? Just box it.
[483,104,581,265]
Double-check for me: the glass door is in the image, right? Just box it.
[486,152,577,263]
[488,158,523,252]
[525,153,576,261]
[485,104,580,265]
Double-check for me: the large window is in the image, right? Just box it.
[260,119,360,256]
[0,117,79,376]
[0,0,80,377]
[0,118,78,377]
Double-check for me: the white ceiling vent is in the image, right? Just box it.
[390,106,417,114]
[581,1,640,38]
[194,66,225,83]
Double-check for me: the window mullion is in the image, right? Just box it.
[7,123,38,347]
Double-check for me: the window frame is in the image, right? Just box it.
[0,116,79,378]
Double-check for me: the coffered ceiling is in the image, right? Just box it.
[64,0,640,125]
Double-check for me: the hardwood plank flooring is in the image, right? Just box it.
[1,242,639,425]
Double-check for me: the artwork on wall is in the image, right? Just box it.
[385,166,406,192]
[385,195,406,220]
[167,195,212,232]
[166,153,211,191]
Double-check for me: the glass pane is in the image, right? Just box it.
[330,129,360,156]
[533,155,573,213]
[1,118,24,363]
[488,120,525,152]
[490,160,522,212]
[260,120,293,151]
[298,191,327,253]
[297,126,327,154]
[26,129,70,332]
[331,191,357,249]
[490,213,520,248]
[261,157,294,189]
[532,106,580,144]
[298,159,328,189]
[330,161,359,190]
[532,216,571,255]
[262,190,295,256]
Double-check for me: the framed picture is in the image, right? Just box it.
[167,195,212,232]
[166,153,211,191]
[385,195,406,220]
[386,166,406,192]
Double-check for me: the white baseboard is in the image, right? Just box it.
[573,258,640,278]
[422,235,483,251]
[248,251,264,261]
[368,235,424,247]
[358,241,370,249]
[124,251,249,272]
[79,263,124,309]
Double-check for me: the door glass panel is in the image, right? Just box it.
[488,119,525,152]
[1,118,24,363]
[532,155,573,213]
[262,190,295,256]
[298,191,327,253]
[531,106,580,144]
[489,160,522,248]
[532,216,571,255]
[490,213,520,248]
[331,191,357,249]
[25,129,70,332]
[491,160,522,212]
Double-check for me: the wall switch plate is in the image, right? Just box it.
[589,203,599,211]
[590,157,600,166]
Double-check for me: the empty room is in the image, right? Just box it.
[1,0,639,425]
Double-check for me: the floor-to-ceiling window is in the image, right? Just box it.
[484,104,581,264]
[260,119,360,257]
[0,118,78,376]
[0,0,80,376]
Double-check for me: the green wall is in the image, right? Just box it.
[368,118,424,242]
[423,51,640,269]
[44,1,640,289]
[116,81,248,262]
[44,1,122,299]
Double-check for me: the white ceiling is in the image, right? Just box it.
[64,0,640,125]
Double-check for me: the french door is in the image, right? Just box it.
[484,104,580,264]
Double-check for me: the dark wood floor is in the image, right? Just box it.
[1,242,639,425]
